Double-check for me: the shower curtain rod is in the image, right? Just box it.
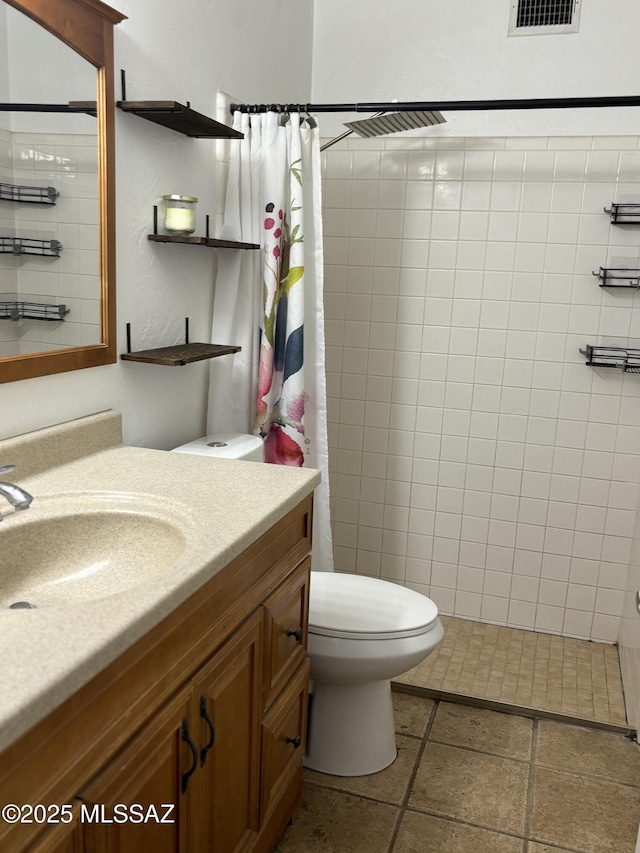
[230,95,640,114]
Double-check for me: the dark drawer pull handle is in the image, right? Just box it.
[285,735,301,749]
[199,696,216,767]
[287,628,303,642]
[181,718,198,794]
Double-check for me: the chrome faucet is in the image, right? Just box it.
[0,465,33,516]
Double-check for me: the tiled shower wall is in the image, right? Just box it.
[0,129,100,355]
[0,128,18,356]
[322,135,640,644]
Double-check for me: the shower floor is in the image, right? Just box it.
[394,616,630,732]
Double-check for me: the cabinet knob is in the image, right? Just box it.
[287,628,303,642]
[285,735,301,749]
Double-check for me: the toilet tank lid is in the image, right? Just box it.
[308,573,439,637]
[171,433,263,460]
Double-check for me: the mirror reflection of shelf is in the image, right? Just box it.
[580,344,640,373]
[604,202,640,224]
[591,266,640,288]
[0,237,62,257]
[0,182,59,205]
[0,301,69,321]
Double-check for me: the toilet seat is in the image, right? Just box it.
[308,572,439,641]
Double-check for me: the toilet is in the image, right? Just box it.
[305,572,443,776]
[171,432,444,777]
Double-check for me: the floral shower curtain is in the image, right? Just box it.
[207,110,334,573]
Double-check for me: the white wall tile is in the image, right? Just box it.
[324,135,640,645]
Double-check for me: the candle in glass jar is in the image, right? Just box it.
[162,194,198,234]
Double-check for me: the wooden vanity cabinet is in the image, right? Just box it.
[1,496,313,853]
[26,806,84,853]
[189,611,263,853]
[80,687,192,853]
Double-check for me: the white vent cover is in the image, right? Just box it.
[509,0,581,36]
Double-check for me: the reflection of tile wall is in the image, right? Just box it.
[322,135,640,643]
[0,128,18,356]
[1,132,100,354]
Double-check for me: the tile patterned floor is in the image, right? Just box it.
[394,616,628,727]
[275,693,640,853]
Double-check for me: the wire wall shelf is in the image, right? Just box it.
[0,182,59,205]
[580,344,640,373]
[604,203,640,225]
[592,267,640,288]
[0,237,62,257]
[0,301,69,321]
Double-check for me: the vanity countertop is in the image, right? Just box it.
[0,412,320,753]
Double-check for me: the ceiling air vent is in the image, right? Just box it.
[509,0,581,36]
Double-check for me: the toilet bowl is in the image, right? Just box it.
[304,572,443,776]
[170,433,443,777]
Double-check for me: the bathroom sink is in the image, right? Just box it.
[0,493,190,608]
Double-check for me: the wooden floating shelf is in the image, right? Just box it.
[68,100,97,117]
[117,100,243,138]
[148,234,260,250]
[121,343,241,366]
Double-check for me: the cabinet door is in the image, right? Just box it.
[28,804,84,853]
[191,610,263,853]
[79,687,192,853]
[260,660,309,825]
[262,558,310,708]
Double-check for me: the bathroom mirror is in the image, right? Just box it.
[0,0,125,383]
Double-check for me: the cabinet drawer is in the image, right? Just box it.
[259,660,309,825]
[262,559,310,708]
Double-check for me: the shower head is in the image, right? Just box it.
[343,109,446,137]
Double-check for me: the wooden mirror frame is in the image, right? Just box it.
[0,0,126,384]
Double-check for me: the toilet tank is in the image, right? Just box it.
[171,433,265,463]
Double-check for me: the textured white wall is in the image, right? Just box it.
[0,0,314,447]
[311,0,640,139]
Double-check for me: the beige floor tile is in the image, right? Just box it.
[395,617,626,727]
[304,735,421,806]
[274,784,398,853]
[536,721,640,787]
[392,691,435,738]
[429,702,533,761]
[408,742,528,835]
[393,810,524,853]
[528,846,585,853]
[530,767,640,853]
